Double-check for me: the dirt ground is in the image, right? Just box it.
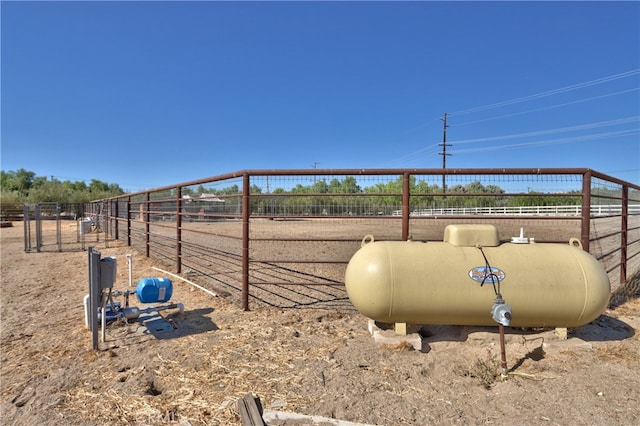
[1,221,640,425]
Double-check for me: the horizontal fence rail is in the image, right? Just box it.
[20,168,637,311]
[396,204,640,217]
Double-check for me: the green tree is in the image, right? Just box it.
[0,169,125,203]
[365,176,404,214]
[89,179,109,194]
[411,179,436,210]
[27,180,71,202]
[0,168,36,196]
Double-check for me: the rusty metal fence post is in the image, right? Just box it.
[104,201,110,248]
[581,170,592,252]
[176,186,183,274]
[145,192,150,257]
[402,172,410,241]
[114,199,119,241]
[126,196,132,247]
[621,184,629,284]
[35,203,42,252]
[242,172,250,311]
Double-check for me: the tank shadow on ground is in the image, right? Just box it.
[415,315,634,344]
[572,315,635,342]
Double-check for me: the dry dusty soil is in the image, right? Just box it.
[1,221,640,425]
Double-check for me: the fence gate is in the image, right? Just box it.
[22,202,89,252]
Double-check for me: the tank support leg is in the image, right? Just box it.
[395,323,407,336]
[555,327,568,340]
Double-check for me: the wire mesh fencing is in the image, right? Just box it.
[18,168,640,310]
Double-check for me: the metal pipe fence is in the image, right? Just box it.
[19,168,640,310]
[16,202,87,252]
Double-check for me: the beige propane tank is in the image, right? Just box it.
[344,225,610,328]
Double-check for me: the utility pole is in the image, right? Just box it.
[438,112,451,194]
[312,162,319,184]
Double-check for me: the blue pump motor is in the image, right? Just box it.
[136,277,173,304]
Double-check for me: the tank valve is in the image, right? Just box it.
[511,227,529,244]
[491,296,512,327]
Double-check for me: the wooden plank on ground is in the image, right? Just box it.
[237,393,266,426]
[262,410,377,425]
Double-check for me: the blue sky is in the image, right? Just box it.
[2,1,639,192]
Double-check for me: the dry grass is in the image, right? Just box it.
[610,270,640,309]
[381,341,415,352]
[455,349,501,389]
[3,221,640,426]
[595,343,639,368]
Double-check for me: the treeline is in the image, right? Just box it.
[179,176,583,216]
[4,169,604,218]
[0,169,126,204]
[2,169,591,211]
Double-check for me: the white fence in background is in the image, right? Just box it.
[394,205,640,217]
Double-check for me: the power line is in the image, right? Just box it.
[452,88,640,127]
[388,70,639,168]
[448,68,640,117]
[386,144,441,166]
[450,128,639,155]
[449,116,639,145]
[387,116,638,166]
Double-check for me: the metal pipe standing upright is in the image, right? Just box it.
[499,324,508,379]
[88,247,101,350]
[127,254,133,287]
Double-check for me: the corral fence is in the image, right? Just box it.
[2,202,108,252]
[15,168,640,310]
[18,202,88,252]
[79,168,640,310]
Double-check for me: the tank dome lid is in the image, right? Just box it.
[443,224,499,247]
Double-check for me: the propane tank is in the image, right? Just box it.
[344,225,610,328]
